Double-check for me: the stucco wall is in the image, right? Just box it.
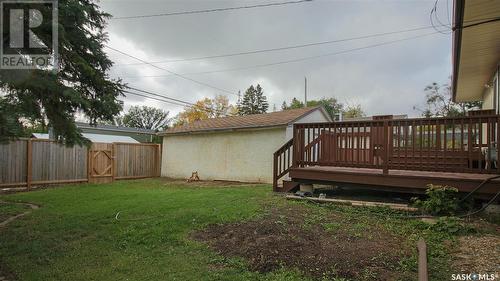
[161,127,286,183]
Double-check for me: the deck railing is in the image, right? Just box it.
[273,138,294,191]
[292,115,500,175]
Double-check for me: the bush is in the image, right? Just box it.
[412,185,459,216]
[430,217,476,235]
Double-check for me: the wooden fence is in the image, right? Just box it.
[0,139,161,189]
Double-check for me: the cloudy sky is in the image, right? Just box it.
[100,0,453,117]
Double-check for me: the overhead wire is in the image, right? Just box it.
[112,0,313,20]
[115,25,437,66]
[116,31,440,79]
[105,45,238,97]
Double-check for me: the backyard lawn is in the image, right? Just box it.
[0,179,498,281]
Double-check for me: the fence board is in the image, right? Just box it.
[0,139,28,186]
[0,140,161,188]
[114,143,160,179]
[31,140,88,183]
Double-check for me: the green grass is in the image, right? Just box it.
[0,179,494,281]
[0,202,31,222]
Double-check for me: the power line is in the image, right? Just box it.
[124,90,189,108]
[112,0,313,20]
[115,25,437,66]
[123,88,215,114]
[124,85,218,113]
[125,86,198,107]
[117,32,440,79]
[105,45,238,96]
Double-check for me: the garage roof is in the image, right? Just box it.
[32,133,140,143]
[160,106,331,135]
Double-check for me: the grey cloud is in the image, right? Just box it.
[100,0,452,116]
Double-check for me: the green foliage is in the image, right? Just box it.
[430,217,476,235]
[416,80,482,118]
[119,106,170,131]
[281,97,364,120]
[343,104,365,119]
[238,84,269,115]
[412,185,460,215]
[0,0,124,145]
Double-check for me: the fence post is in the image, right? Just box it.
[26,139,32,190]
[87,145,91,183]
[112,143,116,182]
[157,143,162,177]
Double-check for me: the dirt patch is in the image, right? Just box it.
[0,201,40,228]
[452,235,500,274]
[192,205,408,280]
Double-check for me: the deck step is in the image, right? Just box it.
[276,180,300,193]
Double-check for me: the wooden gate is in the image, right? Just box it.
[88,143,114,184]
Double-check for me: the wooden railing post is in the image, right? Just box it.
[383,120,390,174]
[26,139,32,190]
[497,116,500,173]
[273,152,278,191]
[292,124,299,168]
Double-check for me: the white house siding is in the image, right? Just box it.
[161,127,286,183]
[482,65,499,114]
[285,109,330,140]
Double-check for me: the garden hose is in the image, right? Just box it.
[459,175,500,203]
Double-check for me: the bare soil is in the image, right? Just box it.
[452,234,500,274]
[192,204,409,280]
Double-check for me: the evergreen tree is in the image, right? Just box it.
[238,84,268,115]
[255,84,269,113]
[0,0,124,145]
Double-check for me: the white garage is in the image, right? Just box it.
[159,107,331,183]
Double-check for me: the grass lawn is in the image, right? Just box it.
[0,179,497,281]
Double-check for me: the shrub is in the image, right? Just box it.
[412,185,459,216]
[430,217,476,235]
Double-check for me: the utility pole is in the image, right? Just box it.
[304,77,307,108]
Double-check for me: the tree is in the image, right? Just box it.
[238,84,269,115]
[416,80,482,117]
[343,104,366,119]
[282,97,344,120]
[282,98,304,110]
[0,1,124,145]
[119,106,170,131]
[307,98,344,119]
[174,95,236,126]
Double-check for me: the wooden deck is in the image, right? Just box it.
[289,166,499,196]
[273,113,500,195]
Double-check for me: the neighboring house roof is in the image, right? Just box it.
[451,0,500,102]
[75,122,156,135]
[343,114,408,122]
[160,107,331,135]
[31,133,139,143]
